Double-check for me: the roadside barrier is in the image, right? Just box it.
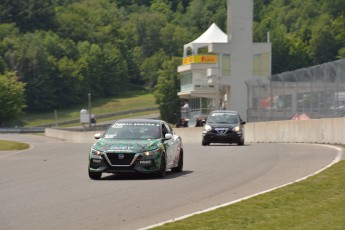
[0,127,45,133]
[45,117,345,145]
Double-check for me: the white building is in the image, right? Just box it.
[177,0,271,124]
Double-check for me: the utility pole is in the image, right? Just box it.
[54,110,58,127]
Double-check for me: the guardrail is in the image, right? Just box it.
[0,127,45,133]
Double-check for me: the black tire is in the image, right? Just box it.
[238,139,244,146]
[88,169,102,180]
[156,154,166,178]
[172,151,183,173]
[202,138,210,146]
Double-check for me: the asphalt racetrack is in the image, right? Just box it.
[0,134,341,230]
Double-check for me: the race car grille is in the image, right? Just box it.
[105,152,136,166]
[214,128,230,134]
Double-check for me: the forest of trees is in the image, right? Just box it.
[0,0,345,124]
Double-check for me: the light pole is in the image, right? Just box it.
[88,93,91,130]
[54,109,58,127]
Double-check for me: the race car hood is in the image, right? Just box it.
[208,123,238,129]
[92,138,162,153]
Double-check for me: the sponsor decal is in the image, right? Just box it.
[112,123,124,128]
[182,55,217,65]
[140,160,151,165]
[92,159,102,164]
[112,123,159,128]
[109,145,132,151]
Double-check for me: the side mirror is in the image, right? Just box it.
[241,121,246,125]
[94,133,102,139]
[164,133,173,140]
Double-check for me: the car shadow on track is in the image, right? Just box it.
[100,170,193,180]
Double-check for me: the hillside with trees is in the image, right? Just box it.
[0,0,345,124]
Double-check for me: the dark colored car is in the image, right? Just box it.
[88,119,183,180]
[202,110,245,146]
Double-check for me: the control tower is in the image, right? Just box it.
[177,0,271,123]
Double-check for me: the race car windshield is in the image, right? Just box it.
[208,113,239,124]
[103,123,161,139]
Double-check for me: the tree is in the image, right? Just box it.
[160,23,192,56]
[125,12,166,57]
[309,14,338,64]
[154,57,181,123]
[269,24,291,74]
[140,50,167,90]
[323,0,345,18]
[0,0,56,32]
[150,0,173,20]
[332,16,345,59]
[182,0,227,33]
[0,23,20,74]
[55,0,124,43]
[100,42,128,97]
[4,31,60,111]
[0,72,26,126]
[0,56,5,73]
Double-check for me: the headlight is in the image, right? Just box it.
[204,124,212,131]
[232,126,241,132]
[91,149,104,156]
[141,149,160,156]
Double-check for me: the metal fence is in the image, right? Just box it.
[247,58,345,122]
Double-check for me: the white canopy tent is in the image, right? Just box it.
[183,23,228,57]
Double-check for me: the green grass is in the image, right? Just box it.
[155,160,345,230]
[0,140,30,150]
[15,91,157,127]
[60,110,160,127]
[1,90,158,149]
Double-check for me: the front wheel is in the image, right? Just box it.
[172,151,183,173]
[238,139,244,146]
[202,138,210,146]
[88,169,102,180]
[156,154,166,178]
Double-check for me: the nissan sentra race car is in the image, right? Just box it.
[88,119,183,179]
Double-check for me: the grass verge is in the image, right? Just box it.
[154,160,345,230]
[59,110,160,127]
[15,91,156,127]
[0,140,30,151]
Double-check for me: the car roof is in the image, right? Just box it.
[209,110,239,114]
[113,118,164,124]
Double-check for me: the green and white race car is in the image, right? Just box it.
[88,119,183,179]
